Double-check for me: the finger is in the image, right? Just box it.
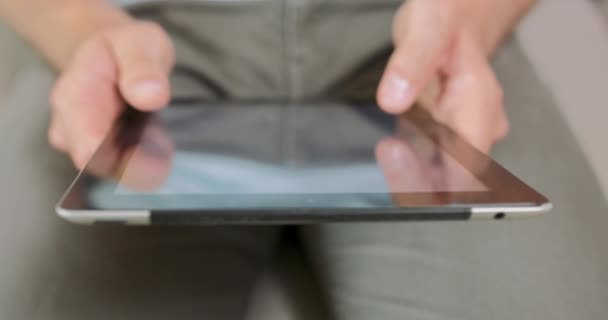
[50,40,123,169]
[105,21,175,111]
[377,0,458,114]
[434,35,508,153]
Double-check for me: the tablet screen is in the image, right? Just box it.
[61,98,546,213]
[114,102,488,196]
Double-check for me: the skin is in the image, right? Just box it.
[0,0,536,171]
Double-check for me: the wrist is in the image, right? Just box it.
[456,0,537,56]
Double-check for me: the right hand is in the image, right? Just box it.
[49,20,175,169]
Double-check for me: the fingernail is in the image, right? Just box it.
[131,79,164,101]
[379,72,413,113]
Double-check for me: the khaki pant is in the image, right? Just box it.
[1,2,608,319]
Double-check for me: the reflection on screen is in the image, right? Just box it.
[115,103,488,195]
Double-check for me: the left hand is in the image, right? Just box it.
[377,0,509,153]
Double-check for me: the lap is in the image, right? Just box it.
[302,38,608,320]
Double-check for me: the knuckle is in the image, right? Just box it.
[142,22,175,62]
[136,21,172,47]
[115,21,174,66]
[136,21,165,36]
[106,21,164,44]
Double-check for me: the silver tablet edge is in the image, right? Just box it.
[471,202,553,220]
[55,203,552,225]
[54,168,153,226]
[56,207,151,225]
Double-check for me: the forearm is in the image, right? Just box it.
[0,1,132,69]
[459,0,538,55]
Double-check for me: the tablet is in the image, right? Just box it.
[55,98,551,225]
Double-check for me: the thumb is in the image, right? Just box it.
[377,0,457,114]
[106,21,175,111]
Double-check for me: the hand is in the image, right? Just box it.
[377,0,509,153]
[49,20,175,169]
